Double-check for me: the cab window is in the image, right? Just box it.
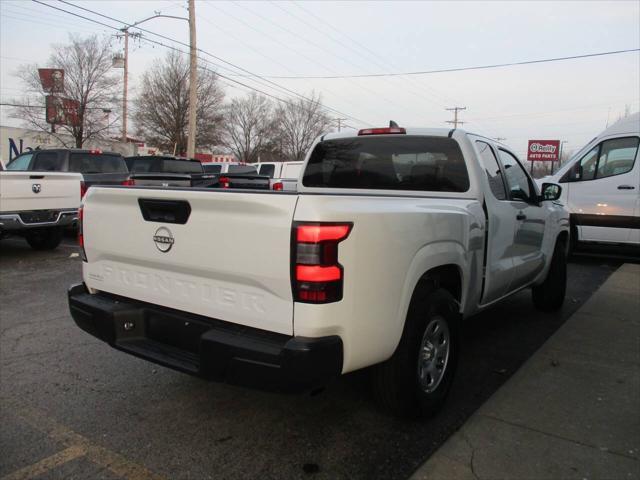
[476,141,507,200]
[498,149,533,202]
[596,137,638,179]
[561,136,638,182]
[6,153,33,170]
[32,152,64,171]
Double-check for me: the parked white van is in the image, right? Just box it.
[542,113,639,248]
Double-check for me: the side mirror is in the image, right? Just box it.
[540,182,562,201]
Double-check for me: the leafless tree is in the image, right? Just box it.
[274,92,333,162]
[133,51,225,155]
[11,35,120,148]
[220,92,274,163]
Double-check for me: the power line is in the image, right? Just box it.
[254,48,640,79]
[51,0,373,126]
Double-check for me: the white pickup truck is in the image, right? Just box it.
[1,171,82,250]
[68,126,569,417]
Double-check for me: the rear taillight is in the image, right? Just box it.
[293,222,352,304]
[358,127,406,136]
[121,178,135,186]
[78,205,87,262]
[219,176,230,189]
[272,181,283,191]
[89,149,102,154]
[80,181,88,199]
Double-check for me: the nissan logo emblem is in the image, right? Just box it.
[153,227,174,253]
[32,184,41,194]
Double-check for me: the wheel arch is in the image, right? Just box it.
[385,243,468,363]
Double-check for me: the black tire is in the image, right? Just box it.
[532,238,567,312]
[371,286,460,418]
[25,227,63,250]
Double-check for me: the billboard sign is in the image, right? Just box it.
[46,96,80,126]
[527,140,560,162]
[38,69,65,93]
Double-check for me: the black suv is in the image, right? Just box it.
[6,149,131,194]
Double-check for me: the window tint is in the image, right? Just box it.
[303,136,470,192]
[476,141,506,200]
[128,158,154,173]
[202,163,222,173]
[69,153,127,173]
[258,164,275,177]
[6,153,33,170]
[32,152,64,171]
[161,159,203,173]
[498,149,532,202]
[596,137,638,179]
[575,146,599,181]
[228,165,257,174]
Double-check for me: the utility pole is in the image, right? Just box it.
[445,106,466,128]
[187,0,198,158]
[122,28,128,143]
[335,117,348,132]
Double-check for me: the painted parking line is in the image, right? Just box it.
[1,445,86,480]
[4,406,166,480]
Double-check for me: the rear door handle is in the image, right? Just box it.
[516,213,527,220]
[617,185,635,190]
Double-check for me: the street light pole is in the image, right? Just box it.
[187,0,197,158]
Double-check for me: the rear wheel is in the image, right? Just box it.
[25,227,63,250]
[372,287,460,418]
[532,238,567,312]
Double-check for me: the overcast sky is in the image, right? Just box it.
[1,0,639,157]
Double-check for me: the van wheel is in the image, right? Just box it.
[372,287,459,418]
[25,227,63,250]
[532,238,567,312]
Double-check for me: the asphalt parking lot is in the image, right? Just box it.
[0,236,629,479]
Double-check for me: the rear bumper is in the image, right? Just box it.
[0,209,77,231]
[68,283,343,392]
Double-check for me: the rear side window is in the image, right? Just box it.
[476,141,507,200]
[228,165,257,174]
[69,153,127,173]
[33,152,64,171]
[258,164,275,177]
[303,136,470,192]
[202,163,222,173]
[161,159,203,173]
[128,158,154,173]
[6,153,33,170]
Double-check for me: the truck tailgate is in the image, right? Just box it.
[0,171,81,211]
[82,187,298,335]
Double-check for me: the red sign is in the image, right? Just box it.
[38,69,65,93]
[527,140,560,162]
[46,96,80,126]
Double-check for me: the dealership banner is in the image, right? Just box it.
[527,140,560,162]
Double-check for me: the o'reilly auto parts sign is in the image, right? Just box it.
[527,140,560,161]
